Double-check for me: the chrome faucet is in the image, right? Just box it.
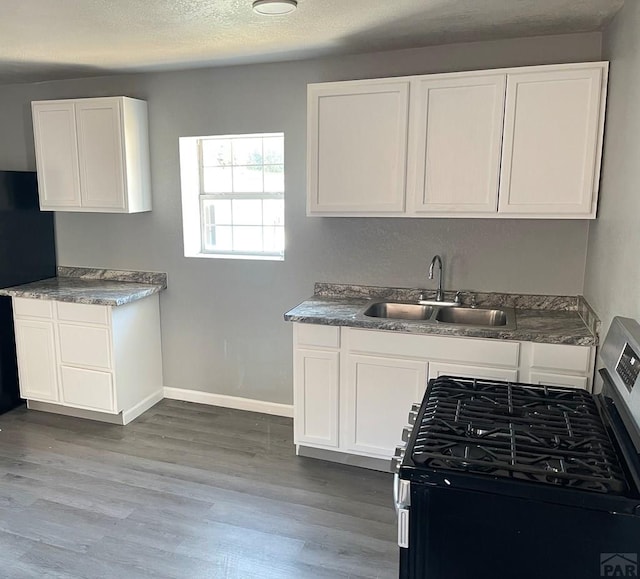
[429,255,444,302]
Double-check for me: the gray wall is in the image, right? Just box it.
[584,2,640,339]
[0,33,601,404]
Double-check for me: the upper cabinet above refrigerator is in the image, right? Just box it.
[307,62,608,219]
[31,97,152,213]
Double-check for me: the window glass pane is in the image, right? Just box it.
[263,199,284,226]
[233,226,263,252]
[202,139,231,167]
[263,136,284,165]
[202,201,215,228]
[264,226,285,253]
[232,137,263,166]
[203,167,232,193]
[203,225,216,250]
[202,199,232,225]
[233,165,263,193]
[264,164,284,193]
[205,226,233,252]
[232,199,262,225]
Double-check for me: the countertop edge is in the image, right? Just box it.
[284,294,599,347]
[0,279,165,307]
[284,314,597,346]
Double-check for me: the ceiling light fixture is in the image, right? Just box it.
[252,0,298,15]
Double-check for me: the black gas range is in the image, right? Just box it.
[393,317,640,579]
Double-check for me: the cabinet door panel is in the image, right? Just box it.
[60,366,115,412]
[14,319,59,402]
[410,74,505,213]
[345,355,426,458]
[31,102,81,208]
[58,324,112,370]
[499,67,604,216]
[428,362,518,382]
[76,99,127,210]
[308,81,409,213]
[294,349,339,447]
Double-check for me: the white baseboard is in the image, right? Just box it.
[163,387,293,418]
[122,388,164,425]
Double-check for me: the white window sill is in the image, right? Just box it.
[185,252,284,262]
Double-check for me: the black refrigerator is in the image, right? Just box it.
[0,171,56,414]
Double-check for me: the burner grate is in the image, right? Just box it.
[411,377,629,494]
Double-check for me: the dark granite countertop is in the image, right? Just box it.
[284,284,599,346]
[0,267,167,307]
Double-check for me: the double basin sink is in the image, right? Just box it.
[363,301,515,329]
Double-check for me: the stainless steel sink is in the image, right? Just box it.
[362,300,516,329]
[435,306,513,327]
[364,302,434,321]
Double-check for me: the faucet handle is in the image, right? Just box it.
[454,291,462,304]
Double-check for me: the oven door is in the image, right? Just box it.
[400,481,640,579]
[394,473,411,579]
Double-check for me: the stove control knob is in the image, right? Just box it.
[408,410,418,425]
[391,444,407,473]
[401,425,413,443]
[390,456,402,473]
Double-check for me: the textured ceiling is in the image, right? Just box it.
[0,0,624,84]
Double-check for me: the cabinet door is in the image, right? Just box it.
[344,354,426,459]
[14,319,59,402]
[409,74,505,214]
[428,362,518,382]
[308,80,410,214]
[498,66,605,217]
[58,324,112,370]
[75,99,127,210]
[60,366,115,412]
[31,102,82,209]
[293,348,339,448]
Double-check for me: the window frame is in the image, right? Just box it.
[179,132,285,262]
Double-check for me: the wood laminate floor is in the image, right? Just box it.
[0,400,398,579]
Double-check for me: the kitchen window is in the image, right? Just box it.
[179,132,285,260]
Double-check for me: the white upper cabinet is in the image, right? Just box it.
[306,62,608,219]
[307,79,410,214]
[408,74,506,215]
[31,101,82,209]
[498,66,606,217]
[32,97,152,213]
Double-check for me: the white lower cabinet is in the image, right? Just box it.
[292,323,595,465]
[12,295,163,424]
[344,355,427,457]
[14,319,59,402]
[60,366,114,412]
[293,347,339,447]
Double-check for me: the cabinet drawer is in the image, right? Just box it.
[346,328,519,368]
[531,343,591,373]
[60,366,115,412]
[56,301,110,325]
[13,298,54,319]
[295,324,340,349]
[58,324,112,369]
